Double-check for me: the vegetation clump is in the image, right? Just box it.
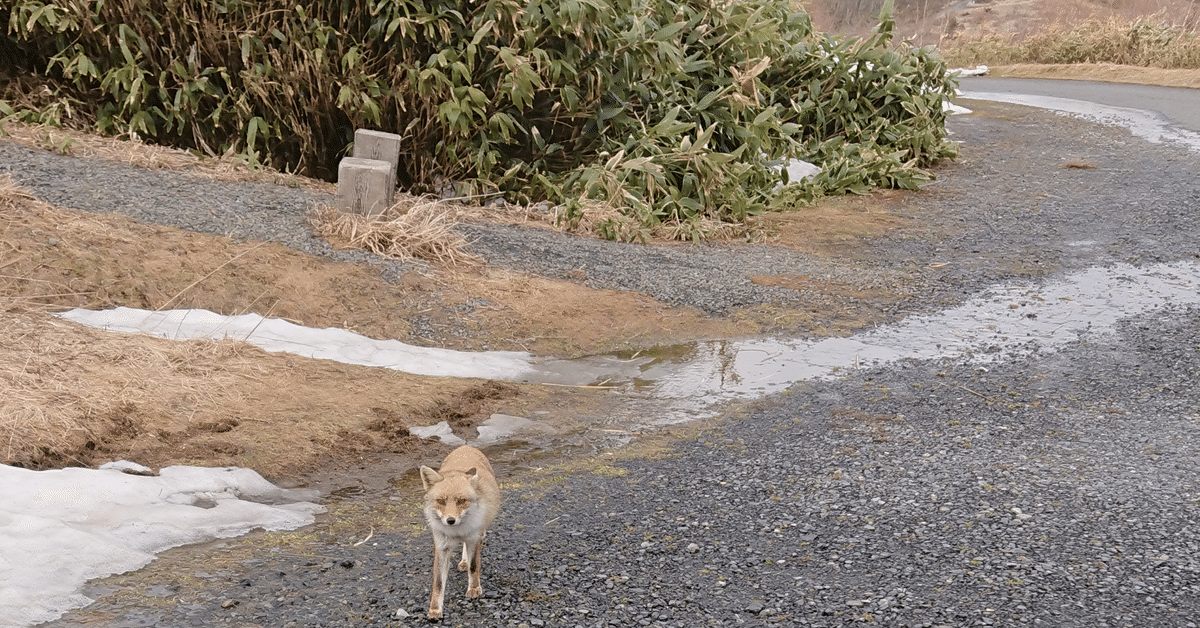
[943,16,1200,70]
[2,0,957,240]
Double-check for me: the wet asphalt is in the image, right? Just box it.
[20,87,1200,627]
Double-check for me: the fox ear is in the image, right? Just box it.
[465,467,478,486]
[419,465,443,491]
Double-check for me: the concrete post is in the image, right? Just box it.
[337,157,393,217]
[352,129,403,197]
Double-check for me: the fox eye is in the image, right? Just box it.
[435,498,446,506]
[456,498,468,507]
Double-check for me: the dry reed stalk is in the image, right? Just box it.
[156,241,269,311]
[309,196,482,267]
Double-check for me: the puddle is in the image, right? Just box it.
[596,260,1200,426]
[60,260,1200,435]
[957,91,1200,154]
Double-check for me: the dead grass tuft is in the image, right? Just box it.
[309,196,482,267]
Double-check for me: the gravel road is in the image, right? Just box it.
[19,94,1200,627]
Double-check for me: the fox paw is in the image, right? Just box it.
[466,586,482,598]
[457,560,468,572]
[427,608,443,621]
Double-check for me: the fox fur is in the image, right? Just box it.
[419,445,500,620]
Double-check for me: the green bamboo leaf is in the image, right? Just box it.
[246,115,264,148]
[752,107,777,126]
[471,20,495,45]
[652,21,687,42]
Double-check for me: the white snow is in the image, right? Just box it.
[57,306,536,380]
[952,65,989,77]
[781,158,821,182]
[0,463,322,628]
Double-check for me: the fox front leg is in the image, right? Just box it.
[458,542,469,571]
[428,540,453,620]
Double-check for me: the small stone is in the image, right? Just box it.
[394,608,409,619]
[221,599,238,609]
[687,543,700,553]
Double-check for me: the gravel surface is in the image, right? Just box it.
[19,95,1200,627]
[52,302,1200,628]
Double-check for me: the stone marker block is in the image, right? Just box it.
[337,157,393,217]
[352,129,403,195]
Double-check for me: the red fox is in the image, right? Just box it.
[419,445,501,620]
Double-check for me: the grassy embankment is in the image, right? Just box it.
[806,0,1200,86]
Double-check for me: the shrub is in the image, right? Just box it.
[2,0,957,240]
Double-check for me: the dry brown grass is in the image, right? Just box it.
[308,196,482,267]
[0,311,257,468]
[985,63,1200,88]
[806,0,1200,54]
[0,176,95,313]
[943,13,1200,69]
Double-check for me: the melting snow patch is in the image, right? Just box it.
[951,65,989,77]
[0,463,322,628]
[57,306,536,381]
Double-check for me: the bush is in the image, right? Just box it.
[2,0,957,240]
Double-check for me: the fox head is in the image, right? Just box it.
[420,465,480,527]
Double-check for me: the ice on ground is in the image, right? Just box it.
[57,262,1200,421]
[957,90,1200,154]
[0,464,323,628]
